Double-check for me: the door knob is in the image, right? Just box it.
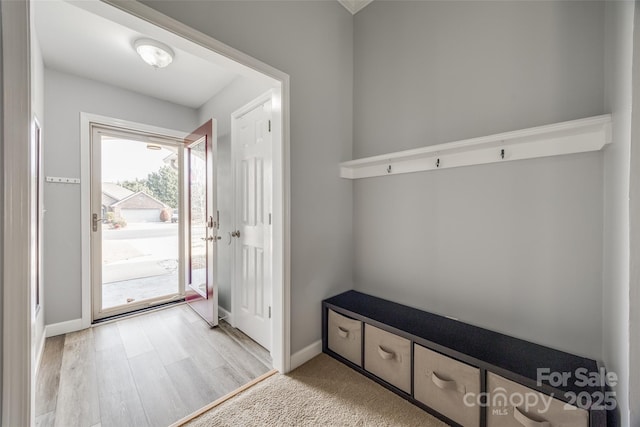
[231,230,241,238]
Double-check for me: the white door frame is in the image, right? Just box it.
[3,1,291,424]
[81,113,190,327]
[230,90,275,336]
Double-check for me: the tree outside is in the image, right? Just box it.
[120,165,178,208]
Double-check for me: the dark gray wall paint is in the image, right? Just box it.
[142,0,354,353]
[353,1,605,359]
[43,68,198,324]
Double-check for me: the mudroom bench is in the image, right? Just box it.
[322,291,608,427]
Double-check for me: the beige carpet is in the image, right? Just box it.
[183,353,448,427]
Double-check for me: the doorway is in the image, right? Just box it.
[89,118,222,325]
[3,0,291,423]
[90,125,186,320]
[67,1,290,372]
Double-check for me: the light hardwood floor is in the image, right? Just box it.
[36,304,271,427]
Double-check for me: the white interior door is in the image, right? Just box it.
[233,98,272,350]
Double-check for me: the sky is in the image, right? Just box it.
[101,137,177,183]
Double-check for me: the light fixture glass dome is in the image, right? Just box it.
[134,38,174,69]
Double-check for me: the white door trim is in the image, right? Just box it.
[80,112,188,328]
[2,1,35,426]
[230,89,275,334]
[233,90,276,120]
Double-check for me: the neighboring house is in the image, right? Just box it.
[102,182,168,223]
[163,152,178,170]
[101,182,134,213]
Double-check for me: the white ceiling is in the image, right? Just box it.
[33,0,239,109]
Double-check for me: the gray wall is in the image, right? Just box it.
[214,134,233,311]
[354,1,605,158]
[353,1,605,359]
[43,68,198,324]
[31,29,44,122]
[197,76,270,137]
[604,1,635,425]
[143,0,355,353]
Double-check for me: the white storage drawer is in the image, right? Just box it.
[487,373,588,427]
[327,309,362,366]
[364,324,411,393]
[414,344,481,427]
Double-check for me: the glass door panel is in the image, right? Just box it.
[188,138,208,298]
[92,130,182,320]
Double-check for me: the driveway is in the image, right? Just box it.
[102,222,178,283]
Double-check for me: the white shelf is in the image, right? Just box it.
[340,114,612,179]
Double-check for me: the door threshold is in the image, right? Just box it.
[92,299,185,325]
[168,369,278,427]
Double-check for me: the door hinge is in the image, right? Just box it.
[268,306,272,319]
[268,120,271,133]
[268,213,272,225]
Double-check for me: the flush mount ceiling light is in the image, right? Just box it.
[134,38,174,69]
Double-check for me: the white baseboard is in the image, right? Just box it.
[45,318,83,338]
[290,339,322,370]
[218,306,233,326]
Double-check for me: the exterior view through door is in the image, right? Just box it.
[90,119,218,324]
[91,126,183,320]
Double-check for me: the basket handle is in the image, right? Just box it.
[337,326,349,338]
[377,345,395,360]
[431,372,459,392]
